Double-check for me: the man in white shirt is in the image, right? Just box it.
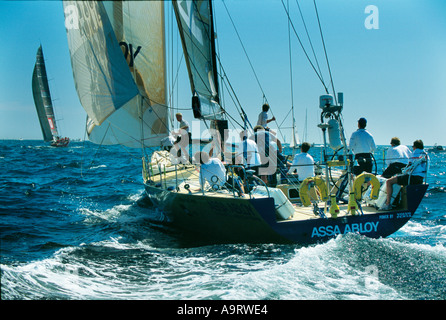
[175,112,190,134]
[249,126,280,183]
[256,103,275,128]
[349,117,376,175]
[382,139,427,210]
[173,113,191,163]
[236,130,261,168]
[287,142,315,181]
[382,137,411,178]
[194,151,226,190]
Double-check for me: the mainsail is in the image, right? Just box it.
[173,0,224,120]
[32,45,60,142]
[63,1,169,148]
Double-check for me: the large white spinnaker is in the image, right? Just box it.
[63,1,169,148]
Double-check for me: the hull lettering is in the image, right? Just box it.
[311,221,379,238]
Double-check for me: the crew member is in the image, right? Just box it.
[349,117,376,175]
[382,137,411,178]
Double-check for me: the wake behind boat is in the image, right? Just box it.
[63,1,428,245]
[32,45,70,147]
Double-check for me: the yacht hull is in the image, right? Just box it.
[144,183,428,245]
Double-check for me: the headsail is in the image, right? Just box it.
[173,0,224,120]
[289,130,300,149]
[32,45,60,142]
[63,1,169,148]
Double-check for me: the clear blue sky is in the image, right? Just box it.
[1,0,445,146]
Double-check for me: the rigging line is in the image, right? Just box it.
[218,64,253,130]
[222,0,268,101]
[287,0,298,147]
[313,0,337,104]
[86,123,111,172]
[166,53,185,113]
[139,96,171,137]
[168,4,181,128]
[280,0,328,94]
[287,0,295,115]
[213,2,228,114]
[212,53,245,121]
[212,2,267,134]
[90,104,169,150]
[278,107,293,128]
[80,114,89,178]
[168,3,174,129]
[295,0,325,84]
[221,1,290,142]
[109,125,144,160]
[219,80,245,129]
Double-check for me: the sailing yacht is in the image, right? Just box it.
[32,45,70,147]
[62,1,428,245]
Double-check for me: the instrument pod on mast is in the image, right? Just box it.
[319,94,334,108]
[327,118,342,150]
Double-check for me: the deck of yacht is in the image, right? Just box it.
[145,163,384,222]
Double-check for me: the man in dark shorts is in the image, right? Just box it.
[381,139,427,210]
[349,118,376,175]
[382,137,411,178]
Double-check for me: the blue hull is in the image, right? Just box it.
[144,183,428,245]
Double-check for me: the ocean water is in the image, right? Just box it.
[1,140,445,301]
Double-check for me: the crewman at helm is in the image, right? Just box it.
[349,117,376,175]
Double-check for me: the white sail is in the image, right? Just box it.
[64,1,169,148]
[173,0,224,120]
[289,131,300,148]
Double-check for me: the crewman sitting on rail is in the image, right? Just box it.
[287,142,315,182]
[382,137,411,178]
[381,139,428,210]
[194,151,227,191]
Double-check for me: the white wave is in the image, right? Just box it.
[218,238,403,300]
[400,220,431,235]
[1,252,96,299]
[79,204,132,223]
[1,242,157,300]
[87,164,107,170]
[128,190,145,202]
[399,220,446,244]
[3,233,444,300]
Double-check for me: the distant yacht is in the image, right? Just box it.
[32,45,69,147]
